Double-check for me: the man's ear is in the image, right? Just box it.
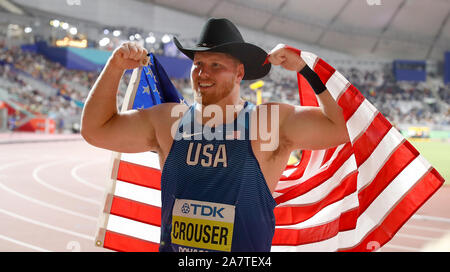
[236,63,245,82]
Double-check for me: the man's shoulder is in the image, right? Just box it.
[141,102,189,130]
[255,101,294,109]
[143,102,189,116]
[254,102,297,118]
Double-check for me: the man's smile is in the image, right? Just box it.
[198,82,215,90]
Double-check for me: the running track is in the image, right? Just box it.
[0,134,448,252]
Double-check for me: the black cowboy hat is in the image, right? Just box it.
[173,18,271,80]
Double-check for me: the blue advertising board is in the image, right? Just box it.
[393,60,426,82]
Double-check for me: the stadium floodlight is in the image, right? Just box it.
[103,29,109,35]
[99,37,110,47]
[50,20,60,28]
[113,30,121,37]
[69,27,77,35]
[129,35,135,41]
[61,22,69,30]
[161,34,171,43]
[134,33,141,40]
[24,27,32,33]
[146,35,156,44]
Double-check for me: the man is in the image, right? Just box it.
[81,18,349,252]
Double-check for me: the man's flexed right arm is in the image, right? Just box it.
[81,42,157,153]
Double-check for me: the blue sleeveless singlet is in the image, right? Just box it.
[159,101,276,252]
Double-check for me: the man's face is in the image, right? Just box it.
[191,51,244,105]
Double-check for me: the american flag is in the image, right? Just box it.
[94,51,445,252]
[94,53,183,251]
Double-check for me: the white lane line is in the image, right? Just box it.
[70,160,107,192]
[0,156,31,162]
[396,233,438,242]
[32,160,101,206]
[0,158,97,221]
[403,224,449,233]
[0,234,52,252]
[0,182,97,222]
[382,244,421,252]
[0,208,95,241]
[412,214,450,224]
[0,159,35,171]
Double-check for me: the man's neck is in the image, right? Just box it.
[193,88,245,126]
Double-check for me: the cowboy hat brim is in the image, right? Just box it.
[173,37,271,80]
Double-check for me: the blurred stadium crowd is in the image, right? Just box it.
[0,34,449,133]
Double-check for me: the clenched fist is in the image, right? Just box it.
[266,44,306,72]
[108,41,149,71]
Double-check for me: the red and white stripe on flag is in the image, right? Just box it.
[271,48,444,251]
[94,50,445,252]
[95,151,162,252]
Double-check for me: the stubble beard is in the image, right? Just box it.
[192,76,236,106]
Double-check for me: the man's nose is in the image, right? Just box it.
[197,66,210,78]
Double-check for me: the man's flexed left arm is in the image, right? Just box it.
[266,44,349,151]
